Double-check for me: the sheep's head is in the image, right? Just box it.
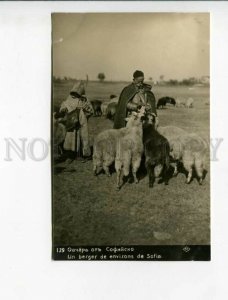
[125,107,146,128]
[143,112,158,129]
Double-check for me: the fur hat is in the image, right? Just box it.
[70,81,85,97]
[133,70,144,79]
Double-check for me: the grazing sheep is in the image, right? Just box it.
[90,100,102,116]
[93,109,144,177]
[143,114,170,188]
[115,107,145,189]
[185,97,194,108]
[157,97,167,109]
[157,97,176,109]
[176,98,185,107]
[106,102,118,120]
[167,97,176,106]
[169,134,208,184]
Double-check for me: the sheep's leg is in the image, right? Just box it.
[186,168,193,184]
[183,153,194,184]
[115,159,122,190]
[103,165,111,177]
[103,153,115,177]
[173,162,178,176]
[147,164,155,188]
[122,151,131,182]
[116,168,122,190]
[93,165,102,176]
[132,155,141,184]
[163,165,169,185]
[195,158,204,185]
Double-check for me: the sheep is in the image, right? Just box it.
[106,102,118,120]
[185,97,194,108]
[143,114,170,188]
[93,108,145,177]
[156,97,176,109]
[101,102,109,116]
[176,98,185,107]
[167,97,176,106]
[157,125,187,176]
[169,133,208,184]
[90,100,102,116]
[101,95,119,116]
[115,107,146,189]
[157,97,167,109]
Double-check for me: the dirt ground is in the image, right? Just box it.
[53,81,210,246]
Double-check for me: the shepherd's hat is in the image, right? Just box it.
[70,81,86,98]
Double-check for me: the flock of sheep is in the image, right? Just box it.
[53,94,208,190]
[92,105,208,190]
[89,95,196,121]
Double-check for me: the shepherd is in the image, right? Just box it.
[113,70,157,129]
[57,81,93,162]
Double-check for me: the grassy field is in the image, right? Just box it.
[53,81,210,246]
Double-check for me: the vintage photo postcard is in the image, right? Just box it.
[52,13,210,261]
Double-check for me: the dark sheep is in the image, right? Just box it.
[166,97,176,106]
[157,97,167,109]
[143,114,170,188]
[106,102,118,121]
[90,100,102,116]
[157,97,176,109]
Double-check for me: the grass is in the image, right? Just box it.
[53,81,210,246]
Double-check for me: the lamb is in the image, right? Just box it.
[93,108,145,177]
[169,133,208,184]
[143,114,170,188]
[115,107,145,189]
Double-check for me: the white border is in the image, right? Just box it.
[0,2,228,299]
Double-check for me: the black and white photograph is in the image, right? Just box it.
[3,0,228,298]
[52,13,210,260]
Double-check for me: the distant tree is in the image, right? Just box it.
[98,73,105,82]
[159,75,164,81]
[168,79,179,86]
[149,77,153,81]
[64,76,68,81]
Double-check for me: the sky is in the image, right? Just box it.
[52,13,209,81]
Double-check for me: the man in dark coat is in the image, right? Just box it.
[113,70,157,129]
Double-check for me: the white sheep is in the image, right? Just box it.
[176,98,185,107]
[93,108,145,177]
[115,107,145,190]
[169,133,208,184]
[101,102,108,116]
[185,97,194,108]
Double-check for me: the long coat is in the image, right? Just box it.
[113,83,156,129]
